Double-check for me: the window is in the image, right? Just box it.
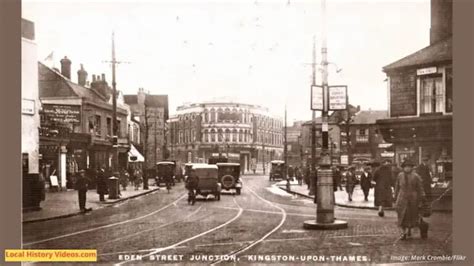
[356,128,369,143]
[445,67,453,113]
[117,120,121,137]
[420,75,444,114]
[95,115,102,136]
[211,129,216,142]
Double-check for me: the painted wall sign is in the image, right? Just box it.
[22,99,35,115]
[43,104,81,124]
[389,71,417,117]
[311,85,323,110]
[416,67,437,76]
[329,86,348,110]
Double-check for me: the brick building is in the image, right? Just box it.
[124,89,169,169]
[38,59,129,187]
[377,0,452,180]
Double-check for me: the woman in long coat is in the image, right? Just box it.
[395,159,425,240]
[373,159,393,217]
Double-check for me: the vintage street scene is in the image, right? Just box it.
[21,0,453,264]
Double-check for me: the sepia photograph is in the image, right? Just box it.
[16,0,459,264]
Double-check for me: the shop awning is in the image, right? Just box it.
[128,144,144,162]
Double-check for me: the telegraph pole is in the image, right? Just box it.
[304,0,347,230]
[104,32,129,174]
[310,35,317,196]
[284,105,288,185]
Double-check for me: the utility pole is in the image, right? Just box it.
[104,32,129,175]
[284,105,288,183]
[310,35,317,196]
[304,0,347,230]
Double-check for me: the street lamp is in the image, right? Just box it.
[304,0,348,230]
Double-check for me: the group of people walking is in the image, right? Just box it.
[333,158,433,240]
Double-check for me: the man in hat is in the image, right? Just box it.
[416,157,432,201]
[373,159,393,217]
[75,169,91,212]
[360,166,372,201]
[345,166,356,201]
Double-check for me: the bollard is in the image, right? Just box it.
[108,176,119,200]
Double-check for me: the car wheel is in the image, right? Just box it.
[236,188,241,195]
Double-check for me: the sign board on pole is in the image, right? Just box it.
[340,155,349,165]
[311,85,323,110]
[416,67,437,76]
[328,86,348,110]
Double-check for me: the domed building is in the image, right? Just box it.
[167,101,284,173]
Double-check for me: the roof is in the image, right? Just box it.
[383,37,452,72]
[192,164,218,170]
[351,110,388,125]
[216,163,240,166]
[123,94,169,120]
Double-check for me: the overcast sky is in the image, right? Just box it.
[23,0,430,122]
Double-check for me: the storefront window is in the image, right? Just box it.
[420,75,444,114]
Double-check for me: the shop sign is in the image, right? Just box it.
[311,85,323,110]
[381,151,395,157]
[22,99,35,115]
[43,104,81,124]
[416,67,437,76]
[378,143,393,148]
[329,86,348,110]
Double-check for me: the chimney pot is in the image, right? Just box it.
[92,74,96,82]
[101,73,106,82]
[77,63,88,86]
[60,56,72,79]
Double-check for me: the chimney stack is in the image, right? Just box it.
[60,56,72,79]
[90,73,110,98]
[101,73,106,82]
[430,0,452,45]
[92,74,96,82]
[77,64,88,86]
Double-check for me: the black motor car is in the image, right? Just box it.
[216,163,242,195]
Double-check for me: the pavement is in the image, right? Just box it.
[23,183,162,223]
[276,180,452,212]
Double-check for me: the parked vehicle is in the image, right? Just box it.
[216,163,242,195]
[193,164,221,200]
[208,155,228,165]
[156,161,176,187]
[269,160,285,181]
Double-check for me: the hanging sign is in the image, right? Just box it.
[311,85,323,110]
[329,85,348,110]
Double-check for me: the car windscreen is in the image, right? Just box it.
[194,168,218,179]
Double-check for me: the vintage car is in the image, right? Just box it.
[269,160,285,181]
[216,163,242,195]
[193,164,221,200]
[156,161,176,186]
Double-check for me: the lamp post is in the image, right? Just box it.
[304,0,347,230]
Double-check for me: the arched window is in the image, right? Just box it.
[232,129,238,142]
[210,109,216,123]
[211,129,216,142]
[218,129,223,142]
[225,129,230,142]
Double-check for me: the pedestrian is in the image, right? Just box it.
[287,165,295,180]
[360,166,372,201]
[373,159,393,217]
[416,157,432,201]
[75,169,91,212]
[304,165,311,190]
[296,166,303,185]
[394,159,426,240]
[345,166,356,201]
[333,166,342,191]
[96,168,107,202]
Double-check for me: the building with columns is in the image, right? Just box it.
[168,101,284,173]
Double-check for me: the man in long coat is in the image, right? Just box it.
[416,157,432,201]
[395,159,425,240]
[96,168,107,202]
[373,159,393,217]
[75,170,90,212]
